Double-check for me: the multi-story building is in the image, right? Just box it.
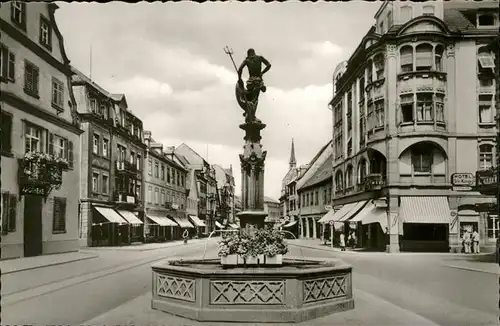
[326,1,498,253]
[1,2,83,258]
[72,68,146,247]
[143,133,190,241]
[214,164,235,227]
[296,141,333,239]
[263,196,281,224]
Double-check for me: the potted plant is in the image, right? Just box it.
[218,232,240,265]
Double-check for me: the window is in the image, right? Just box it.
[0,44,15,82]
[10,2,26,29]
[51,134,66,158]
[400,6,412,23]
[479,95,494,123]
[400,94,414,123]
[136,185,141,200]
[478,47,495,72]
[310,192,314,206]
[136,154,141,170]
[416,93,433,121]
[92,134,99,155]
[358,160,367,183]
[1,112,12,154]
[24,60,39,97]
[102,175,109,194]
[161,164,165,180]
[52,197,66,233]
[155,188,159,205]
[1,192,17,234]
[487,214,499,240]
[374,53,385,80]
[375,100,385,127]
[478,14,496,27]
[479,144,494,170]
[25,124,43,153]
[181,175,185,187]
[130,151,135,165]
[423,5,435,16]
[315,191,319,205]
[367,101,375,131]
[359,114,365,146]
[359,77,365,100]
[367,60,373,83]
[92,172,99,193]
[148,159,152,175]
[323,189,327,204]
[346,166,353,187]
[39,16,52,49]
[147,186,152,203]
[99,105,105,117]
[400,46,413,73]
[412,147,432,173]
[90,99,97,113]
[50,77,64,109]
[436,94,445,122]
[103,138,109,157]
[415,44,433,71]
[347,91,352,132]
[435,45,444,72]
[335,171,343,191]
[154,162,159,178]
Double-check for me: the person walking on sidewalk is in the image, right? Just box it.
[462,230,471,253]
[183,229,189,244]
[349,231,357,250]
[472,229,480,253]
[340,232,346,251]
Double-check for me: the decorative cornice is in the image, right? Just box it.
[3,91,83,135]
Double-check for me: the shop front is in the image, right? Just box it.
[145,212,178,242]
[188,215,206,238]
[117,210,144,243]
[91,205,129,246]
[349,199,388,251]
[171,214,195,238]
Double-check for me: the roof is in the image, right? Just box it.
[299,153,333,190]
[297,140,332,183]
[443,8,476,32]
[264,196,279,203]
[71,66,113,98]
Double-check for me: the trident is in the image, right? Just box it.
[223,46,238,73]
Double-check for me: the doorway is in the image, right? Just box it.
[24,195,43,257]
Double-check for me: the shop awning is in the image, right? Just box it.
[400,196,451,224]
[354,201,388,232]
[188,215,206,227]
[339,201,368,222]
[283,220,297,228]
[147,214,178,227]
[215,221,224,229]
[229,223,239,229]
[118,210,143,225]
[458,209,480,223]
[94,206,128,224]
[319,202,358,223]
[171,216,195,228]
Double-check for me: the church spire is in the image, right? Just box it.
[289,138,297,169]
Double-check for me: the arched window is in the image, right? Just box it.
[373,53,385,80]
[415,43,433,71]
[411,144,433,173]
[367,59,373,83]
[434,45,444,72]
[335,170,344,191]
[358,159,367,183]
[345,165,354,187]
[479,144,494,170]
[400,6,413,23]
[400,46,413,73]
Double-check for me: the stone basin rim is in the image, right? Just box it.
[151,256,352,276]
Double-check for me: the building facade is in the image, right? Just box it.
[263,196,281,224]
[214,164,235,226]
[1,2,83,258]
[72,68,146,247]
[328,1,498,252]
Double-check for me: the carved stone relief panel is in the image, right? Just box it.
[303,275,348,304]
[156,273,195,302]
[210,280,285,305]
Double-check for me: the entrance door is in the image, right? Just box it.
[24,195,43,257]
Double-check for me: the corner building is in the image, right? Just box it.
[1,2,82,258]
[328,1,498,253]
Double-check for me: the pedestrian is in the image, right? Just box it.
[462,230,471,254]
[472,229,480,253]
[350,232,357,250]
[183,229,189,244]
[340,232,346,251]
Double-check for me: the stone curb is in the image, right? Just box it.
[441,264,500,275]
[84,238,216,252]
[1,253,99,275]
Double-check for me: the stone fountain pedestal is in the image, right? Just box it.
[237,121,268,232]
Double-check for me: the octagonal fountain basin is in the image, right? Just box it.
[151,257,354,323]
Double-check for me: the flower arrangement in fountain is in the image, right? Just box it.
[218,228,289,258]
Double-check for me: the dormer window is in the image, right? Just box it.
[39,16,52,50]
[478,13,496,27]
[423,5,435,16]
[90,98,97,113]
[11,2,26,30]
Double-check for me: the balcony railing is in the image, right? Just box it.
[114,191,137,204]
[364,173,386,190]
[116,160,137,174]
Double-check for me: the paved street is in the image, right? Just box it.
[2,238,498,326]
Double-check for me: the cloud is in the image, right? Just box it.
[104,76,173,99]
[304,41,344,57]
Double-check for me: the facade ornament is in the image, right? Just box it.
[446,43,455,57]
[385,43,397,58]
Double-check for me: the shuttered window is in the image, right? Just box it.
[1,192,17,234]
[1,112,13,154]
[52,197,67,233]
[24,60,39,97]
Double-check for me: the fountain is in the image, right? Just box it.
[151,48,354,323]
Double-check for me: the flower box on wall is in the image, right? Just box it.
[245,254,265,265]
[265,254,283,265]
[221,254,238,266]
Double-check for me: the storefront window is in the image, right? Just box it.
[487,214,499,240]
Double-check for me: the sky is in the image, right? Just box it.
[55,1,380,200]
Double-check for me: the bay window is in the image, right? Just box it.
[400,94,414,123]
[400,46,413,73]
[367,60,373,83]
[374,53,385,80]
[416,93,433,122]
[478,95,494,123]
[436,94,445,122]
[435,45,444,72]
[346,166,353,187]
[375,100,384,128]
[367,101,375,131]
[479,144,494,171]
[411,146,433,173]
[415,44,433,71]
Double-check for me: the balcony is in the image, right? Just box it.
[114,191,137,204]
[116,160,137,174]
[364,173,386,191]
[475,167,498,196]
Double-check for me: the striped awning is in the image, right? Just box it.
[94,206,128,224]
[319,202,358,223]
[117,210,143,225]
[147,214,177,227]
[215,221,224,229]
[350,201,389,232]
[339,201,368,222]
[399,196,451,224]
[171,216,195,228]
[188,215,206,227]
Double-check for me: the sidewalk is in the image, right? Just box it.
[441,260,499,275]
[86,237,217,252]
[83,289,440,326]
[0,251,98,275]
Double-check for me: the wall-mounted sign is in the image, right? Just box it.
[453,186,473,191]
[126,196,135,204]
[475,168,498,195]
[451,173,475,186]
[325,205,333,211]
[374,199,388,208]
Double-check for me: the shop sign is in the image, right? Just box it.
[325,205,333,211]
[126,196,135,204]
[452,186,472,191]
[374,199,387,208]
[475,168,498,195]
[451,173,475,186]
[333,205,343,211]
